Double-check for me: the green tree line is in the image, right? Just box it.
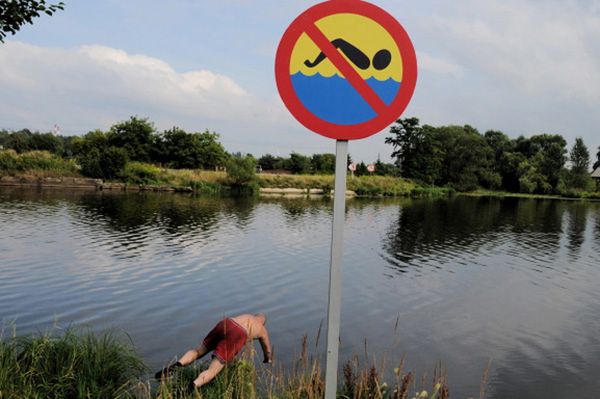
[386,118,598,194]
[0,117,396,179]
[1,117,230,179]
[2,116,599,193]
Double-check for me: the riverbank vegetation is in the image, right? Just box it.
[385,118,600,197]
[1,116,599,199]
[0,327,455,399]
[0,150,79,177]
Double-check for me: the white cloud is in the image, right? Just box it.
[428,0,600,104]
[417,52,464,77]
[0,41,279,133]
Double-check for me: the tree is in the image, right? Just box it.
[374,156,398,176]
[570,137,590,174]
[73,130,128,179]
[530,134,567,191]
[385,118,443,184]
[155,128,228,170]
[594,146,600,171]
[227,155,256,185]
[0,0,64,42]
[193,131,229,170]
[435,125,497,191]
[311,153,335,174]
[79,146,128,180]
[0,129,9,148]
[107,117,155,163]
[288,152,311,174]
[500,151,526,192]
[6,129,32,152]
[258,154,277,171]
[518,155,551,194]
[258,154,287,171]
[484,130,513,187]
[29,132,61,153]
[568,137,592,190]
[72,130,109,156]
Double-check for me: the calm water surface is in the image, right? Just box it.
[1,188,600,398]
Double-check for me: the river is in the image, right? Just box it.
[1,187,599,398]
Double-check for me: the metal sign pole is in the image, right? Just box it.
[324,139,349,399]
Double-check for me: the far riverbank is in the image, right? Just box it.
[3,172,600,202]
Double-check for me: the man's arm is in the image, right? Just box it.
[258,327,272,363]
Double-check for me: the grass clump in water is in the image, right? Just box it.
[0,326,145,399]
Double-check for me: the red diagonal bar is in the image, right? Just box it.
[304,22,388,116]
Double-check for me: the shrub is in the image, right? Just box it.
[0,150,79,176]
[0,149,18,171]
[119,162,163,185]
[227,156,257,186]
[79,146,128,180]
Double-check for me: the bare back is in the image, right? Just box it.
[231,314,265,339]
[231,313,272,363]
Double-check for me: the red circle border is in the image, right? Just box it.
[275,0,418,141]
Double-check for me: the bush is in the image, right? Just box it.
[0,149,18,171]
[0,150,79,176]
[227,156,257,186]
[79,146,128,180]
[119,162,163,185]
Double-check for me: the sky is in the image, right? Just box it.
[1,0,600,163]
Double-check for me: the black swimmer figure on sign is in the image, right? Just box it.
[304,38,391,71]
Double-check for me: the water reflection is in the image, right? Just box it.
[381,197,582,276]
[566,203,588,258]
[2,188,600,399]
[74,192,260,234]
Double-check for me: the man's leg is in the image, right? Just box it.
[192,358,224,388]
[155,345,209,379]
[179,344,209,366]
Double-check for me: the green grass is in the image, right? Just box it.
[0,326,460,399]
[0,326,145,399]
[257,173,453,198]
[0,150,80,177]
[0,154,454,199]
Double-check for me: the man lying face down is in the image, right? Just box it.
[155,313,272,393]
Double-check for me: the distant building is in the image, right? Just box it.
[592,167,600,189]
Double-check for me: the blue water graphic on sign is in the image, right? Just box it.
[291,73,401,125]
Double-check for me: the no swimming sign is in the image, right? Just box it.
[275,3,417,398]
[275,0,417,140]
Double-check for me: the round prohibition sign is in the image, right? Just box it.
[275,0,417,140]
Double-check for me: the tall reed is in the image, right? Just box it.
[1,325,461,399]
[0,326,144,399]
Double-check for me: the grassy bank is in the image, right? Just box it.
[0,150,80,178]
[0,151,453,198]
[117,164,455,198]
[13,150,600,200]
[0,327,457,399]
[0,327,144,399]
[462,189,600,201]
